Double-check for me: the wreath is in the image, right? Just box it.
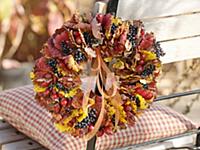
[30,13,165,140]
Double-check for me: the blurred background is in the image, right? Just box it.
[0,0,199,123]
[0,0,94,89]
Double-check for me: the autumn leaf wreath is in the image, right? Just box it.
[30,13,165,140]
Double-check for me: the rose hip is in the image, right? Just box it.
[124,105,132,112]
[41,82,49,87]
[96,14,104,23]
[136,65,143,72]
[138,60,145,65]
[76,37,82,44]
[44,90,50,96]
[54,104,60,113]
[52,94,59,99]
[145,92,153,99]
[88,125,94,132]
[97,130,104,137]
[104,126,113,135]
[61,98,68,106]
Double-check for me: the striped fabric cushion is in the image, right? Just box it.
[0,85,197,150]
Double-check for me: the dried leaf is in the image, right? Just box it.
[142,50,157,61]
[91,17,102,39]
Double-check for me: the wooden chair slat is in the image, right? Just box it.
[117,0,200,63]
[1,139,42,150]
[161,36,200,64]
[0,128,26,145]
[144,13,200,41]
[117,0,200,19]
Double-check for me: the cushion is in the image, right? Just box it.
[0,85,197,150]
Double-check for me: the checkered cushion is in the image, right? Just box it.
[0,85,197,150]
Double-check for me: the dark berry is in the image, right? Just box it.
[111,24,117,34]
[111,115,115,125]
[73,49,87,63]
[75,108,97,129]
[135,97,140,107]
[83,32,91,45]
[75,116,90,128]
[129,24,138,36]
[142,83,148,89]
[153,42,165,58]
[83,32,98,47]
[60,41,73,55]
[65,107,72,113]
[130,95,135,101]
[141,64,155,77]
[127,24,137,48]
[48,59,57,68]
[56,82,65,90]
[88,108,97,124]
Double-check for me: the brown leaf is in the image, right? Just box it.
[91,18,102,39]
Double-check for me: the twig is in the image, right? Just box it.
[168,60,200,107]
[183,94,200,114]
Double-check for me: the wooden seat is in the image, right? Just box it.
[0,118,46,150]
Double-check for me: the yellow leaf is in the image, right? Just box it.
[58,86,79,98]
[63,109,79,125]
[54,123,73,132]
[88,98,95,105]
[105,30,111,39]
[113,59,125,69]
[29,72,35,80]
[112,18,122,26]
[68,55,80,72]
[135,94,149,110]
[77,109,88,122]
[130,101,137,113]
[142,50,157,61]
[108,106,116,116]
[33,84,46,93]
[104,57,112,62]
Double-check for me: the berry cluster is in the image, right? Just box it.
[83,32,98,47]
[73,49,87,63]
[154,42,165,58]
[141,64,155,77]
[75,109,97,129]
[110,23,117,34]
[30,13,164,139]
[61,41,73,55]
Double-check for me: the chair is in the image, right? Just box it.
[0,0,200,149]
